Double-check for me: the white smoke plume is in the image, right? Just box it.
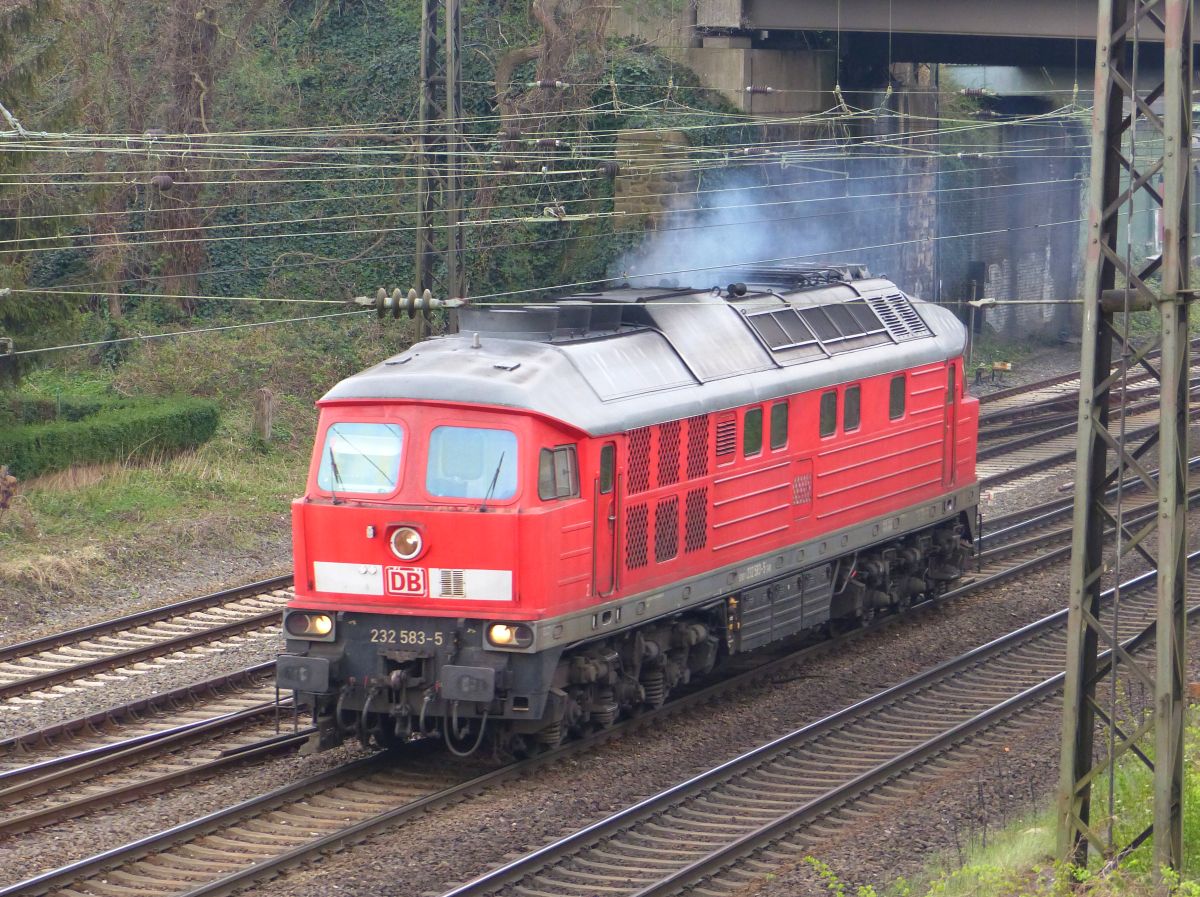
[610,167,856,289]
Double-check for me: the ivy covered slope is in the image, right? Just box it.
[5,0,742,351]
[0,0,741,622]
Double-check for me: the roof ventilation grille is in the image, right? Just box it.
[866,293,932,341]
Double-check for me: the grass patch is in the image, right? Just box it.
[0,403,309,599]
[805,714,1200,897]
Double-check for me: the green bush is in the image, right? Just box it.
[0,398,220,479]
[0,395,112,424]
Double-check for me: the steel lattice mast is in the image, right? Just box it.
[415,0,464,337]
[1057,0,1190,875]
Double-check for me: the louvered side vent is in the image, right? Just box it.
[715,416,737,459]
[439,569,466,597]
[684,488,708,553]
[686,415,709,479]
[626,503,649,570]
[866,294,932,341]
[628,427,652,494]
[658,420,681,487]
[654,496,679,562]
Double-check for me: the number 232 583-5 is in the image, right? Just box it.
[369,629,444,646]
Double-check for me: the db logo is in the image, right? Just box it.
[386,567,427,596]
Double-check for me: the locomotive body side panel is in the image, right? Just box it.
[604,358,974,609]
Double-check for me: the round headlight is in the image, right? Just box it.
[285,613,334,638]
[389,526,423,561]
[487,623,533,648]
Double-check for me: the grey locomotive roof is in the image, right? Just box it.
[323,275,967,436]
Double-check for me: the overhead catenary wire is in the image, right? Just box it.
[11,213,1095,321]
[0,74,1109,364]
[11,309,372,356]
[0,168,1092,252]
[30,177,1099,296]
[26,176,1100,297]
[0,97,1096,168]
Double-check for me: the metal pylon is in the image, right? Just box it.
[1057,0,1190,877]
[415,0,464,336]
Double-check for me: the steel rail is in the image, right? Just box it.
[624,586,1194,897]
[976,369,1082,405]
[975,335,1200,407]
[978,378,1157,431]
[0,662,275,756]
[0,575,291,664]
[977,383,1200,462]
[980,404,1200,489]
[0,708,313,837]
[0,609,282,701]
[440,554,1192,897]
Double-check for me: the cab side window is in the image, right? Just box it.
[598,443,615,494]
[538,445,579,500]
[819,391,837,437]
[844,385,861,431]
[889,375,906,420]
[770,401,788,450]
[743,407,763,457]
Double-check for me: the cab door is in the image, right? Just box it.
[593,443,618,596]
[942,364,957,486]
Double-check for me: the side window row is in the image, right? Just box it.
[559,372,918,497]
[820,375,906,438]
[741,401,790,458]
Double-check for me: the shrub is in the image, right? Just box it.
[0,398,220,479]
[0,395,112,424]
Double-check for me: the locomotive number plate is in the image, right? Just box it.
[369,628,445,647]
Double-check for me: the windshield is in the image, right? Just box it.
[317,422,404,495]
[426,426,518,500]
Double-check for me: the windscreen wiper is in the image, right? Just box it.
[328,446,344,505]
[480,452,506,512]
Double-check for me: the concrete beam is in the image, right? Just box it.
[732,0,1128,42]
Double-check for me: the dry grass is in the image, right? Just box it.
[0,544,107,595]
[27,461,126,492]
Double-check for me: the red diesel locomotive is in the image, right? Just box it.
[277,267,979,755]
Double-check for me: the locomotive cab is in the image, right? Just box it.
[282,397,597,751]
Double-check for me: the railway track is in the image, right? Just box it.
[0,664,314,837]
[442,555,1195,897]
[4,451,1170,844]
[4,479,1178,897]
[974,337,1200,463]
[973,334,1200,415]
[0,577,291,704]
[0,664,276,760]
[978,378,1199,449]
[978,401,1200,491]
